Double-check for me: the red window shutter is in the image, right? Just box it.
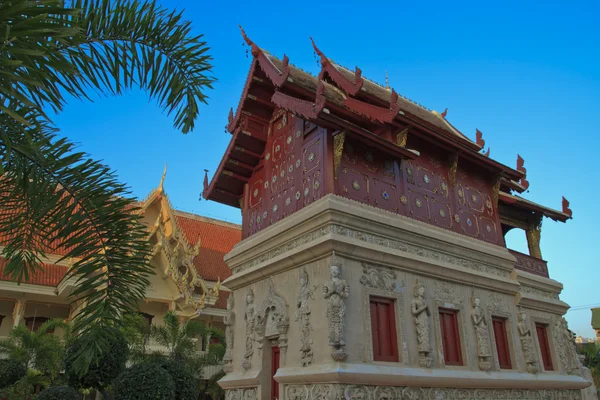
[535,323,553,370]
[369,297,398,362]
[439,308,463,366]
[271,346,280,400]
[492,317,512,369]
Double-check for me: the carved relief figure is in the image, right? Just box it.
[517,311,538,373]
[223,293,234,373]
[557,317,581,375]
[411,279,432,367]
[296,268,315,366]
[360,263,396,291]
[243,289,255,370]
[471,295,492,371]
[323,257,350,361]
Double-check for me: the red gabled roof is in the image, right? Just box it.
[213,290,230,310]
[0,257,68,287]
[175,212,241,282]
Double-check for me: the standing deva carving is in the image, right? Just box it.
[243,288,255,370]
[554,316,582,375]
[517,310,538,374]
[223,293,234,373]
[411,279,433,368]
[323,254,350,361]
[360,263,397,291]
[471,295,492,371]
[296,268,316,366]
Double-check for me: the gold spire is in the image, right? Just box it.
[158,163,167,192]
[385,71,390,90]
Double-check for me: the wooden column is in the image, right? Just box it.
[526,217,543,260]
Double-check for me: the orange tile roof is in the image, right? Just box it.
[175,212,241,282]
[0,257,68,287]
[213,290,230,310]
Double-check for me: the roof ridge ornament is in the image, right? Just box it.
[562,196,573,218]
[310,36,363,95]
[475,129,485,149]
[441,108,448,118]
[159,164,167,193]
[516,155,530,190]
[203,169,209,193]
[239,25,260,58]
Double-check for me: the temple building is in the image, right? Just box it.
[204,28,595,399]
[0,175,241,379]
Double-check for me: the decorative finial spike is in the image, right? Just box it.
[159,164,167,192]
[516,155,530,190]
[483,147,490,157]
[562,196,573,218]
[228,107,234,124]
[385,71,390,90]
[239,25,252,46]
[441,108,448,118]
[203,169,209,192]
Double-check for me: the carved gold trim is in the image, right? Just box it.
[492,174,501,209]
[333,131,346,180]
[526,218,543,259]
[396,128,408,148]
[449,153,459,189]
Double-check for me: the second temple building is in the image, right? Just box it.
[204,28,594,400]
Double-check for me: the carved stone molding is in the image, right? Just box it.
[553,316,582,376]
[224,387,257,400]
[360,263,397,291]
[223,293,234,373]
[280,384,583,400]
[520,285,560,300]
[233,224,509,279]
[432,281,463,305]
[323,255,350,361]
[296,267,317,367]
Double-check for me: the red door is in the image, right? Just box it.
[536,323,553,370]
[271,346,280,400]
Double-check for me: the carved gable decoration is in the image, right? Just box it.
[256,283,289,339]
[360,263,397,291]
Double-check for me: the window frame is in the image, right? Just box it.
[439,307,463,366]
[535,322,554,371]
[492,316,512,369]
[24,316,51,333]
[369,296,399,362]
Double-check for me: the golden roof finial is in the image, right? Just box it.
[158,163,167,192]
[385,71,390,90]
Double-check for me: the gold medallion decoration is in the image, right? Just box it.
[275,145,281,153]
[458,189,464,198]
[286,136,292,144]
[486,199,492,209]
[272,176,277,183]
[304,187,310,196]
[264,181,269,189]
[439,209,446,217]
[454,214,460,223]
[273,204,278,213]
[467,218,472,227]
[471,194,477,202]
[352,181,361,190]
[313,181,320,190]
[257,216,261,223]
[285,197,291,206]
[486,225,492,233]
[423,174,430,184]
[382,191,389,200]
[415,199,422,208]
[400,195,408,205]
[295,191,301,200]
[296,130,301,137]
[263,211,268,219]
[441,182,447,191]
[296,159,301,168]
[253,189,259,197]
[265,153,271,160]
[280,169,285,178]
[308,152,315,162]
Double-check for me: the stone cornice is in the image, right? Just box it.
[224,195,519,294]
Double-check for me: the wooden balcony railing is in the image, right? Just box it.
[509,249,549,278]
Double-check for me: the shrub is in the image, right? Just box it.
[37,386,80,400]
[113,363,175,400]
[146,356,198,400]
[65,328,129,391]
[0,359,26,389]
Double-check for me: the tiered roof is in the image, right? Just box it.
[204,27,571,224]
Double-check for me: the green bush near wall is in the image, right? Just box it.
[113,363,175,400]
[37,386,80,400]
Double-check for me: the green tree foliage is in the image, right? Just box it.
[112,363,175,400]
[65,328,128,395]
[0,319,68,381]
[0,369,51,399]
[37,386,80,400]
[0,359,27,389]
[150,311,207,360]
[119,313,151,363]
[0,0,214,372]
[144,356,198,400]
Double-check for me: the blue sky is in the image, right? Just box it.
[53,0,600,337]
